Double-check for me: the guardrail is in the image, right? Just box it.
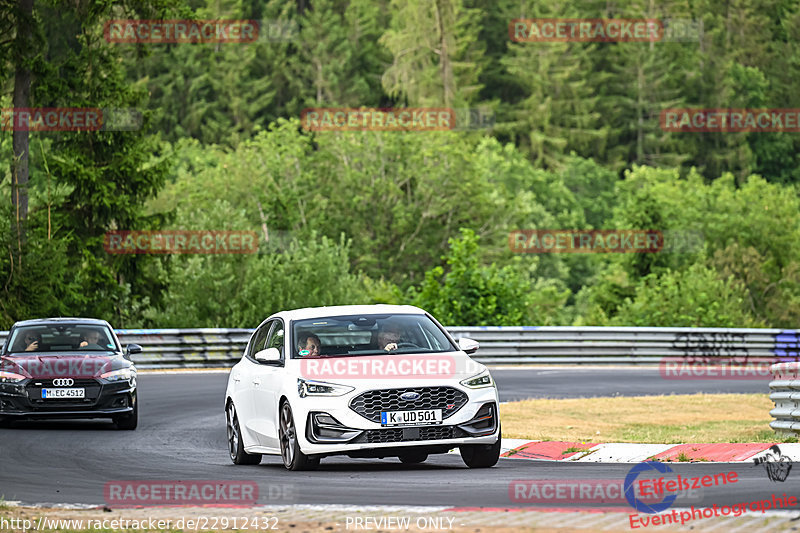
[0,326,798,369]
[769,362,800,437]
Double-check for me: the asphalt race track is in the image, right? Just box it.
[0,370,793,511]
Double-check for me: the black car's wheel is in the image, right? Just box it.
[114,399,138,430]
[398,450,428,464]
[0,416,12,428]
[460,429,501,468]
[227,403,262,465]
[279,402,319,471]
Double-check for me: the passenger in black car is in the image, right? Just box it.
[22,332,42,352]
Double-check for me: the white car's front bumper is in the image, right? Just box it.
[291,384,500,456]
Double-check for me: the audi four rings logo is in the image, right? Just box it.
[52,378,74,387]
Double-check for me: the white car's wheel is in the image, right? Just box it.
[460,427,501,468]
[279,402,319,471]
[227,403,262,465]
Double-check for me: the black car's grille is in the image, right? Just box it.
[349,386,468,423]
[361,425,463,444]
[27,379,101,407]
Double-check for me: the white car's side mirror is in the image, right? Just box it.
[458,337,479,354]
[254,347,281,362]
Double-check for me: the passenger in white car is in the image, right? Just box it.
[297,333,321,356]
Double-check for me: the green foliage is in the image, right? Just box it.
[409,228,569,325]
[611,263,762,327]
[5,0,800,329]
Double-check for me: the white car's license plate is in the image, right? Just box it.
[42,388,85,399]
[381,409,442,426]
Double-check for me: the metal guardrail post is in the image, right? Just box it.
[769,362,800,437]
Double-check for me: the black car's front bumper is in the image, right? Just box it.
[0,378,136,419]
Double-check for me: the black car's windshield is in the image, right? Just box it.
[292,314,455,358]
[5,324,119,354]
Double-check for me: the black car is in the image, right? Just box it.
[0,318,141,429]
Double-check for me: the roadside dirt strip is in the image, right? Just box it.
[2,503,799,533]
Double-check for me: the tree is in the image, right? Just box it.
[380,0,485,107]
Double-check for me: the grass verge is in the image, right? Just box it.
[499,393,796,444]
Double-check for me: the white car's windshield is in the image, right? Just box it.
[292,314,455,358]
[6,324,118,354]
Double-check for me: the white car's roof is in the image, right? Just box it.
[275,304,428,322]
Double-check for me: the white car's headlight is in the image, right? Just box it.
[297,378,354,398]
[100,368,135,383]
[460,370,494,389]
[0,371,26,383]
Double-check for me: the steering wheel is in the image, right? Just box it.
[396,342,419,349]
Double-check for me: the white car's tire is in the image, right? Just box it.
[279,401,319,471]
[460,427,501,468]
[227,402,262,465]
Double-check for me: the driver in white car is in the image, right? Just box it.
[377,324,403,352]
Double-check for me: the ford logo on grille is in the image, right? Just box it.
[400,392,420,401]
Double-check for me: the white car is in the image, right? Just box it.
[224,305,501,470]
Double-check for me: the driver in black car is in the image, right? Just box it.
[79,329,103,349]
[377,324,403,352]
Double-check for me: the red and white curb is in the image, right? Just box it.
[500,440,800,463]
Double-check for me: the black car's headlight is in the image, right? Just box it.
[100,368,135,383]
[0,371,26,384]
[460,370,494,389]
[297,378,354,398]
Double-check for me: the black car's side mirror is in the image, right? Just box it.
[125,344,143,359]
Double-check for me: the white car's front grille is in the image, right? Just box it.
[359,425,464,443]
[349,386,468,422]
